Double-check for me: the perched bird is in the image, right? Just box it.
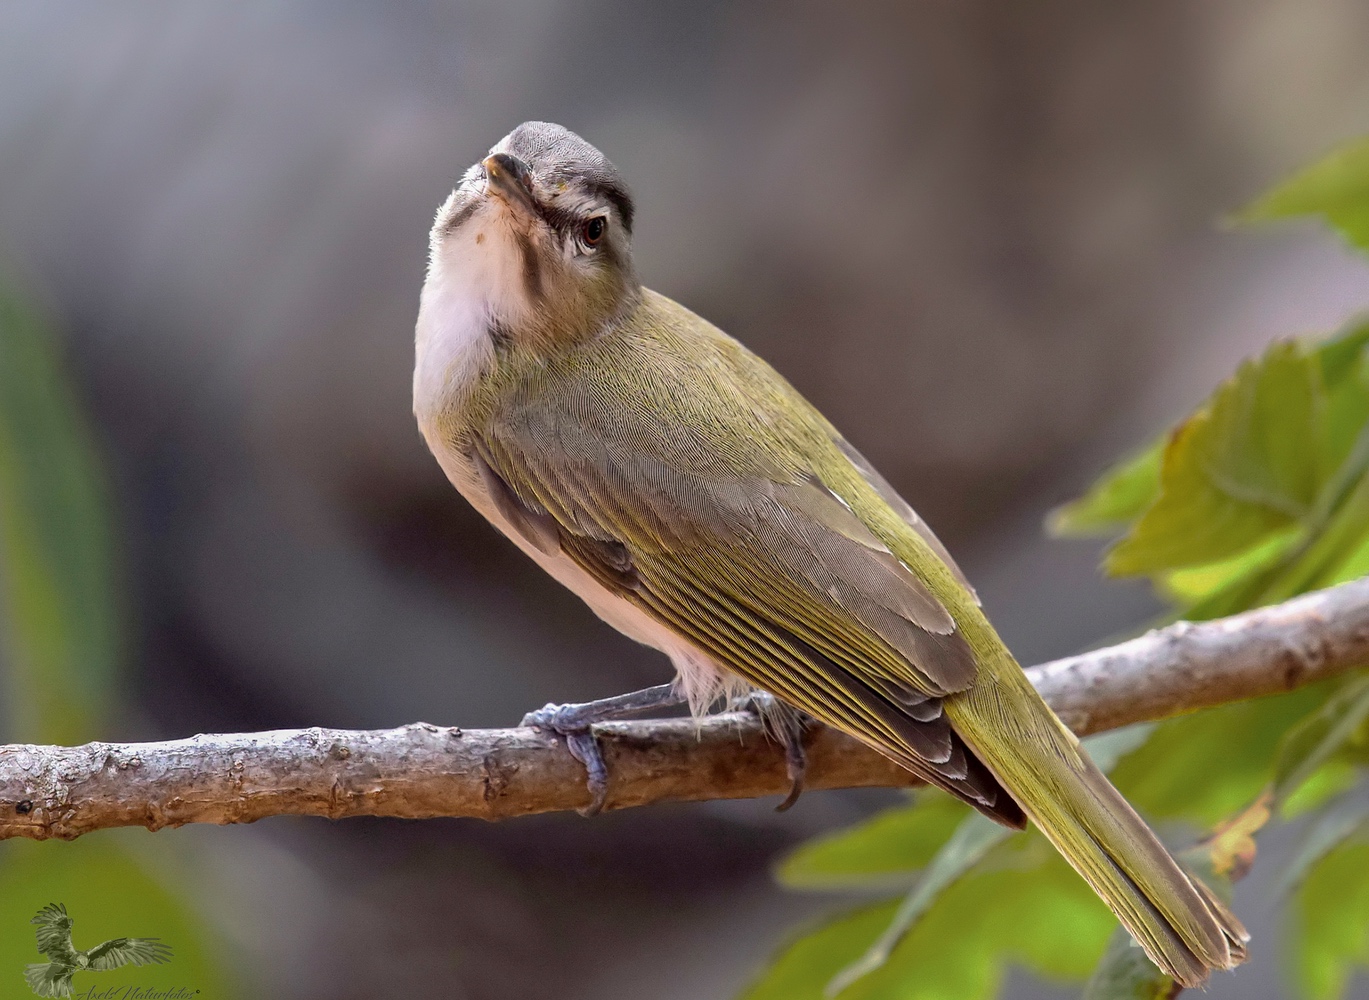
[412,121,1248,987]
[24,903,172,998]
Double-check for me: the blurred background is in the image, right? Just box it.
[1,2,1369,997]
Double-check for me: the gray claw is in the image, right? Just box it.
[521,702,610,816]
[520,686,684,817]
[565,730,609,816]
[521,702,571,729]
[744,692,810,812]
[776,730,807,812]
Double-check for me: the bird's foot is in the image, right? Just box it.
[521,683,683,817]
[743,692,812,812]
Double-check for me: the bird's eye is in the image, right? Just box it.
[581,216,607,247]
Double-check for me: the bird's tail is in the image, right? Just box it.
[945,663,1248,989]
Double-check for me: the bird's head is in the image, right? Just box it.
[427,122,640,350]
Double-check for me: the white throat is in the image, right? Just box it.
[412,194,530,430]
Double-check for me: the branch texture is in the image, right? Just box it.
[3,577,1368,841]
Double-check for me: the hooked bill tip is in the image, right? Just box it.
[482,152,536,212]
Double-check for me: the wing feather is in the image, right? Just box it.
[475,403,1022,823]
[631,557,1014,814]
[484,420,975,696]
[86,937,173,970]
[640,558,954,771]
[832,435,980,604]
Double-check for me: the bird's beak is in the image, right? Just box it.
[482,152,538,216]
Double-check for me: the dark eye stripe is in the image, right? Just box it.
[541,205,610,248]
[582,181,634,233]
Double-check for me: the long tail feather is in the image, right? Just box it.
[946,666,1248,988]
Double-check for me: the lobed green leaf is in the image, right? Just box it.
[747,841,1115,1000]
[1047,443,1162,539]
[776,794,969,891]
[759,139,1369,1000]
[824,813,1011,995]
[1112,683,1332,824]
[1237,136,1369,254]
[1107,341,1324,576]
[740,901,903,1000]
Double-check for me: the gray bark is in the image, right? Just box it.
[3,577,1367,841]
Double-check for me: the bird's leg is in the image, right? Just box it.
[743,691,813,812]
[521,683,684,816]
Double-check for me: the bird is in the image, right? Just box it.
[411,121,1249,987]
[24,903,173,998]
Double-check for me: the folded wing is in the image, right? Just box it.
[476,402,1023,825]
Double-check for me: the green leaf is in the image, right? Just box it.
[777,794,968,890]
[766,724,1157,998]
[1318,531,1369,587]
[740,901,902,1000]
[1051,317,1369,564]
[1314,319,1369,476]
[1237,136,1369,254]
[1272,676,1369,808]
[747,840,1115,1000]
[825,814,1011,996]
[1300,469,1369,593]
[1112,682,1333,824]
[871,840,1115,998]
[1082,928,1179,1000]
[1107,340,1324,576]
[1083,724,1159,772]
[776,728,1156,895]
[1275,788,1369,899]
[1045,315,1369,624]
[0,289,119,742]
[1172,463,1369,617]
[804,723,1149,997]
[1314,317,1369,386]
[1294,840,1369,999]
[1255,471,1369,605]
[1047,443,1163,539]
[1157,527,1301,608]
[1282,760,1360,818]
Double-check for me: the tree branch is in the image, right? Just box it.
[3,577,1368,841]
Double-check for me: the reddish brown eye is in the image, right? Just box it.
[582,216,606,246]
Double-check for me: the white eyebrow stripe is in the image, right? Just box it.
[546,186,611,217]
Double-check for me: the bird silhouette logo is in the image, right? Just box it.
[23,903,173,997]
